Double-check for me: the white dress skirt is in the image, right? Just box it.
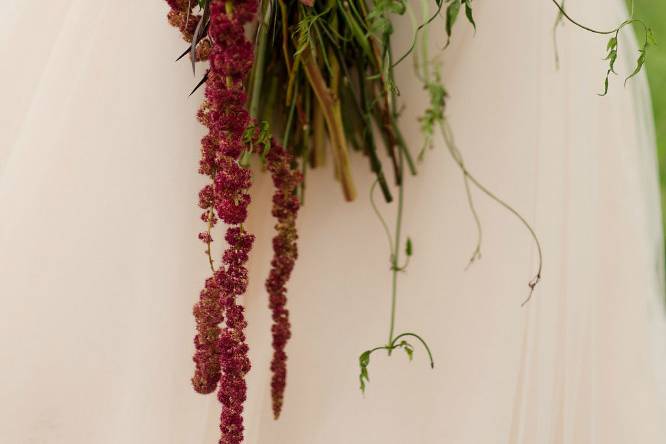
[1,1,664,443]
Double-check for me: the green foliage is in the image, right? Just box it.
[551,0,653,96]
[445,0,461,45]
[367,0,406,36]
[358,334,433,393]
[418,67,447,161]
[444,0,476,46]
[358,350,370,393]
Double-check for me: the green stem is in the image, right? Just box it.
[391,332,435,368]
[387,149,405,347]
[550,0,645,36]
[283,80,299,150]
[440,119,543,306]
[370,181,394,254]
[249,2,271,119]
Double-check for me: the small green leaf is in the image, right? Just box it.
[606,37,617,51]
[403,343,414,361]
[405,238,413,257]
[257,121,272,159]
[605,49,618,74]
[358,351,371,393]
[599,69,610,96]
[463,0,476,31]
[647,28,657,46]
[625,48,647,85]
[445,0,462,46]
[387,0,406,15]
[238,150,252,168]
[359,351,370,367]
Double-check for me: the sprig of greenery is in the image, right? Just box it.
[550,0,656,95]
[445,0,476,47]
[358,149,434,393]
[359,333,434,393]
[418,67,447,161]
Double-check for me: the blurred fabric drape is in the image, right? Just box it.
[1,1,664,443]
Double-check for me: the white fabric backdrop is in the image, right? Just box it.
[1,1,664,443]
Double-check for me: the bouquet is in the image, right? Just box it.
[163,1,654,442]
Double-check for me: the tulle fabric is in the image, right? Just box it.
[0,1,664,443]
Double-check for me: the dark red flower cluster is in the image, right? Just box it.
[201,2,257,444]
[165,0,211,61]
[178,1,257,443]
[215,227,254,444]
[264,142,302,419]
[192,275,223,394]
[166,0,301,442]
[165,0,200,42]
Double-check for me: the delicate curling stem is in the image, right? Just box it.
[552,0,565,70]
[462,175,482,270]
[550,0,624,35]
[440,119,543,306]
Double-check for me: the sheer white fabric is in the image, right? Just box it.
[1,1,664,443]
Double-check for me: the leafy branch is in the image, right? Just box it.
[359,332,434,393]
[549,0,656,95]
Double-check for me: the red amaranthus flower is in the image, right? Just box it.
[187,0,257,442]
[166,0,301,441]
[265,141,301,418]
[165,0,200,42]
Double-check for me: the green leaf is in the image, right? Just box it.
[387,0,406,15]
[359,351,370,367]
[358,351,371,393]
[625,48,646,84]
[405,237,413,257]
[445,0,462,46]
[605,49,618,74]
[238,150,252,168]
[647,28,657,46]
[606,37,617,51]
[599,69,610,97]
[463,0,476,31]
[402,342,414,361]
[256,121,272,160]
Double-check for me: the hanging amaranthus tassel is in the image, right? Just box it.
[264,141,302,419]
[179,0,257,442]
[166,0,302,440]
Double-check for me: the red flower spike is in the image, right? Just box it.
[263,141,302,419]
[166,0,302,439]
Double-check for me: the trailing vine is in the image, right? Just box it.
[551,0,656,95]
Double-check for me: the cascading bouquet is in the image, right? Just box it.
[164,0,654,442]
